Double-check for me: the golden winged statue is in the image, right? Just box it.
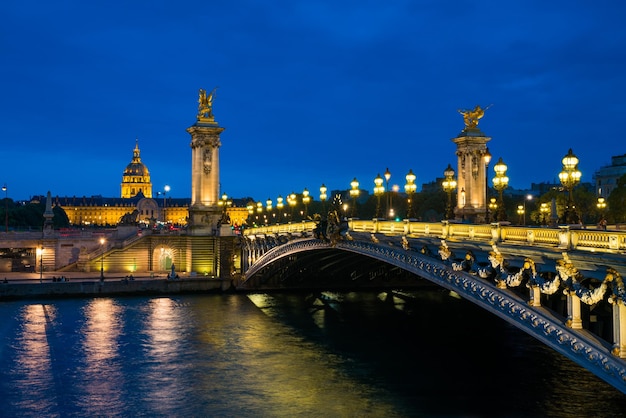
[197,87,217,121]
[458,104,491,129]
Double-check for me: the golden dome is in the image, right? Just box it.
[121,140,153,198]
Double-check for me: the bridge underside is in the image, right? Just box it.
[244,248,437,291]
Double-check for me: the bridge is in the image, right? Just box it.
[240,219,626,394]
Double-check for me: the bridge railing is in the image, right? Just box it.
[244,219,626,253]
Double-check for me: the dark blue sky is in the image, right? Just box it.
[1,1,624,202]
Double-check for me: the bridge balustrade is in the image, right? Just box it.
[244,219,626,254]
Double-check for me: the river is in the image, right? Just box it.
[0,289,624,417]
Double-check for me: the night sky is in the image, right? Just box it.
[1,1,625,202]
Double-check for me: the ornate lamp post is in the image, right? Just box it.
[276,196,284,222]
[540,202,549,226]
[319,184,327,214]
[516,205,525,225]
[349,178,359,218]
[384,168,391,219]
[99,238,105,281]
[246,201,255,225]
[488,198,498,218]
[373,174,385,219]
[597,197,607,229]
[558,148,582,224]
[266,197,273,224]
[492,157,509,221]
[302,188,310,219]
[442,164,457,220]
[288,192,297,220]
[2,184,7,232]
[404,169,417,219]
[484,148,492,223]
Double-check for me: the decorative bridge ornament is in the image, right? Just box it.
[240,234,626,394]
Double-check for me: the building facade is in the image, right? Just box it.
[594,154,626,198]
[53,138,247,228]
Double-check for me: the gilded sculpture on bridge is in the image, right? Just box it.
[197,87,217,121]
[458,104,491,130]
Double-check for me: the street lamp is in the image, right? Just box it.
[558,148,582,224]
[2,184,7,232]
[276,196,284,221]
[488,198,498,216]
[404,169,417,219]
[484,148,492,223]
[319,184,327,214]
[349,178,359,218]
[163,185,170,223]
[246,201,255,225]
[384,168,391,219]
[442,164,457,220]
[302,188,310,219]
[288,192,297,220]
[540,202,550,226]
[523,194,533,225]
[99,237,105,280]
[36,247,43,283]
[373,174,385,219]
[492,157,509,221]
[517,205,525,225]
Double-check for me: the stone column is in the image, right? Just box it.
[452,128,491,223]
[565,291,583,329]
[186,120,225,236]
[611,300,626,358]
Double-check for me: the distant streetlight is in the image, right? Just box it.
[373,174,385,219]
[276,196,284,221]
[404,169,417,219]
[288,192,297,220]
[302,188,310,219]
[442,164,457,220]
[319,184,327,214]
[540,202,550,226]
[489,198,498,219]
[484,148,492,223]
[384,168,391,219]
[246,201,255,224]
[99,238,105,281]
[558,148,582,224]
[36,247,44,283]
[492,157,509,221]
[349,178,359,218]
[517,205,525,225]
[2,184,7,232]
[163,185,170,223]
[523,194,533,225]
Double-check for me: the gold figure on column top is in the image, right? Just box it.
[197,87,218,122]
[458,104,491,130]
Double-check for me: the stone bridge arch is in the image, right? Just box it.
[240,237,626,394]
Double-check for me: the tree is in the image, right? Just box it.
[608,174,626,223]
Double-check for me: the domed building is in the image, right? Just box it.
[121,140,153,198]
[51,141,247,228]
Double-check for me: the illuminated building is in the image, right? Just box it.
[51,141,247,228]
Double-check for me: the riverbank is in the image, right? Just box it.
[0,272,234,300]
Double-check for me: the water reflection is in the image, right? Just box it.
[1,293,625,417]
[79,298,125,415]
[13,304,57,415]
